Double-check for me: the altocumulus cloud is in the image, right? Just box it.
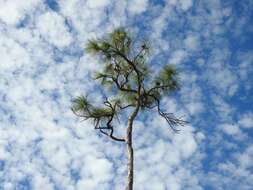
[0,0,253,190]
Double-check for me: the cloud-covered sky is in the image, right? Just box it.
[0,0,252,189]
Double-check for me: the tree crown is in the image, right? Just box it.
[72,28,186,141]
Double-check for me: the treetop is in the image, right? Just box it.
[72,28,187,141]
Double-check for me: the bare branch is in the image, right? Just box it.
[142,93,187,132]
[118,104,135,109]
[94,110,125,142]
[157,100,187,132]
[86,98,125,142]
[98,128,125,142]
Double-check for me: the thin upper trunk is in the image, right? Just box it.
[126,105,139,190]
[123,51,142,190]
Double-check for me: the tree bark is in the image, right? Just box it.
[126,105,139,190]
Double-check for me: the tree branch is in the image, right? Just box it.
[147,84,173,94]
[95,99,126,142]
[111,76,137,93]
[97,127,125,142]
[133,48,145,63]
[143,93,187,132]
[118,104,135,109]
[112,49,141,77]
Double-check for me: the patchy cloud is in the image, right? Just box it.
[36,11,73,48]
[0,0,41,25]
[0,0,253,190]
[127,0,149,15]
[239,112,253,129]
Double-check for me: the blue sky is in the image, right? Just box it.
[0,0,253,189]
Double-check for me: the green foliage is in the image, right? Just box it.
[74,28,183,132]
[85,28,131,59]
[91,107,113,118]
[110,28,131,54]
[136,61,150,81]
[71,96,90,112]
[154,64,179,93]
[83,29,180,109]
[71,96,115,120]
[85,40,101,54]
[85,40,112,59]
[72,28,187,190]
[117,90,136,105]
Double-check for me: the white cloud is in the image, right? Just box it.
[166,0,177,6]
[238,112,253,128]
[83,156,113,182]
[0,0,252,190]
[196,58,205,65]
[238,153,252,169]
[128,0,149,15]
[0,35,30,71]
[0,144,10,160]
[170,50,188,65]
[220,123,240,135]
[165,0,193,11]
[173,129,197,159]
[206,61,239,97]
[186,102,204,115]
[86,0,110,9]
[213,144,253,189]
[179,80,204,115]
[33,174,54,190]
[238,145,253,169]
[236,51,253,91]
[36,11,73,48]
[184,34,199,51]
[211,95,234,120]
[179,0,193,11]
[0,0,41,25]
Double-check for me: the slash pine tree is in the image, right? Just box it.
[71,28,187,190]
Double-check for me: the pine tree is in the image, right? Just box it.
[71,28,187,190]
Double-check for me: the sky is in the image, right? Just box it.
[0,0,253,189]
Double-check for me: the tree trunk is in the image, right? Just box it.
[126,106,139,190]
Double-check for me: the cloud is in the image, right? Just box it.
[179,0,193,11]
[237,51,253,90]
[86,0,110,9]
[184,34,200,51]
[0,34,31,71]
[0,0,41,25]
[36,11,73,48]
[204,48,239,97]
[220,123,240,136]
[238,112,253,129]
[0,0,253,189]
[170,50,188,65]
[127,0,149,15]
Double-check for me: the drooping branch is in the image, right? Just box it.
[96,99,125,142]
[71,97,125,142]
[140,92,188,132]
[97,115,125,142]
